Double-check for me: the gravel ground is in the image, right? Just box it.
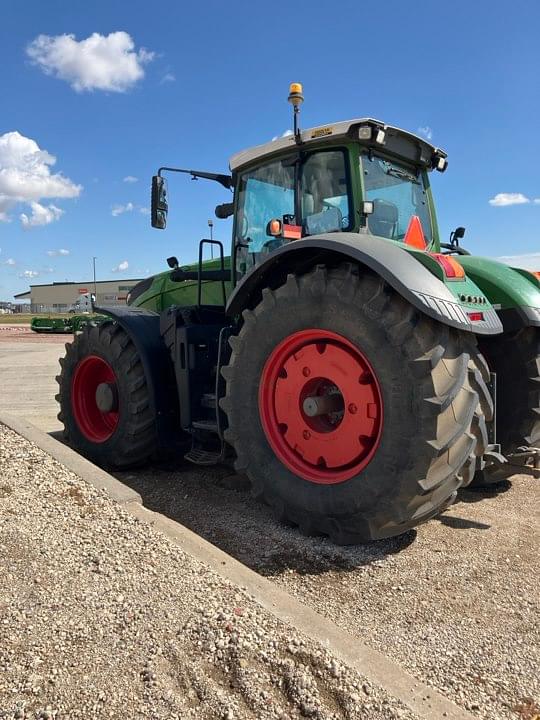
[113,462,540,720]
[0,423,422,720]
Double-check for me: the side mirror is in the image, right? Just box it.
[151,175,168,229]
[449,226,466,247]
[167,256,179,269]
[215,202,234,219]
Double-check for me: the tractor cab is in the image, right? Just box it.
[231,136,441,278]
[151,83,448,287]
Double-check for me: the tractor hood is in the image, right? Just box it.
[128,257,232,311]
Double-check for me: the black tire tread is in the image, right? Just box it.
[56,321,157,469]
[221,263,482,543]
[473,327,540,485]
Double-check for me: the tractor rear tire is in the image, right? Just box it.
[220,264,482,544]
[473,327,540,485]
[56,322,158,469]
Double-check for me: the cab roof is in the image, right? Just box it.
[229,118,446,173]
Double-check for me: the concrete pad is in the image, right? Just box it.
[0,341,64,432]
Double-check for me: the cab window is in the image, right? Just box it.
[361,154,433,244]
[235,149,352,276]
[301,150,351,235]
[236,159,294,251]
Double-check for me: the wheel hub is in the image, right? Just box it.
[95,382,118,413]
[71,355,119,443]
[259,329,383,484]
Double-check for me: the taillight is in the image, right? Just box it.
[430,253,466,279]
[467,312,484,322]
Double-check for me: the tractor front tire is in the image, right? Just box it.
[56,322,157,469]
[221,264,481,544]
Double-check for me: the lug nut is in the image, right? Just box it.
[348,403,358,414]
[303,430,311,440]
[302,367,311,377]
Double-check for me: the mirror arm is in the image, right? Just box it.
[158,166,232,189]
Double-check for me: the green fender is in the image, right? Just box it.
[458,256,540,330]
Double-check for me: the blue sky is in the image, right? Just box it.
[1,0,539,300]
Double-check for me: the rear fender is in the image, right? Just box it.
[227,234,502,335]
[458,256,540,331]
[94,305,179,446]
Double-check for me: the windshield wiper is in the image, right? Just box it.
[384,166,420,184]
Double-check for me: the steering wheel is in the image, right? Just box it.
[440,242,471,256]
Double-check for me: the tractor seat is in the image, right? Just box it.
[369,199,398,239]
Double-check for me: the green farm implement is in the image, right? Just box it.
[31,314,104,334]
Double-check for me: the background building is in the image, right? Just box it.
[14,278,143,313]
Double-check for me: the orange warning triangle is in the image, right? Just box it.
[404,215,427,250]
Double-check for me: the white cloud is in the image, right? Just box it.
[0,131,81,225]
[271,129,294,142]
[19,270,39,279]
[139,206,150,215]
[534,198,540,204]
[497,252,540,270]
[4,258,16,266]
[123,175,138,183]
[111,202,134,216]
[26,31,154,93]
[417,126,433,141]
[20,201,64,228]
[160,72,175,84]
[488,192,530,207]
[47,248,70,256]
[112,260,129,273]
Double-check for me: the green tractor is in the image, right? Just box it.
[57,84,540,543]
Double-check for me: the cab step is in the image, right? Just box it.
[184,447,225,465]
[191,419,218,432]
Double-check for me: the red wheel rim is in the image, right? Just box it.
[71,355,119,443]
[259,329,383,484]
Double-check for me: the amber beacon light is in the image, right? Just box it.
[288,82,304,142]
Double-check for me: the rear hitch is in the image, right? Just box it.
[505,446,540,478]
